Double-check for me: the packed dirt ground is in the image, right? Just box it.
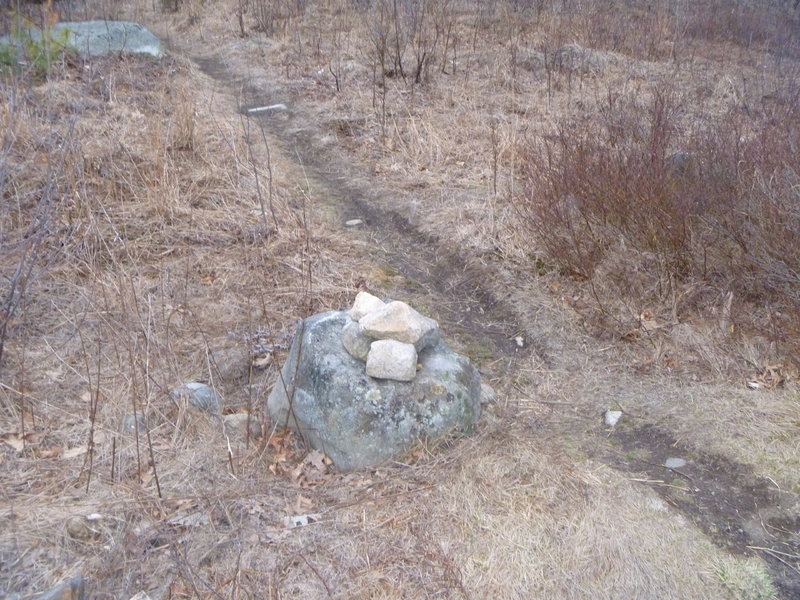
[1,1,799,598]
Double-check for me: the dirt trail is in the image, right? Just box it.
[190,52,800,598]
[193,56,545,364]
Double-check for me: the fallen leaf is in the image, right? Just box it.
[63,445,89,458]
[140,468,154,486]
[252,353,273,369]
[260,525,291,543]
[746,365,787,390]
[290,462,306,486]
[639,311,661,331]
[621,329,640,341]
[757,365,785,389]
[1,433,25,452]
[164,498,196,511]
[406,445,426,463]
[268,429,296,475]
[290,450,332,487]
[288,494,314,514]
[36,446,64,459]
[45,368,65,382]
[269,458,288,476]
[268,429,294,453]
[343,473,373,488]
[305,450,330,472]
[570,296,588,310]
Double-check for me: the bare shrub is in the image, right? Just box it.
[519,85,701,280]
[246,0,308,36]
[525,0,799,63]
[680,0,800,56]
[517,80,800,354]
[364,0,456,85]
[706,104,800,345]
[0,74,82,372]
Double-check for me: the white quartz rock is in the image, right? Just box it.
[359,301,439,351]
[349,291,386,320]
[366,339,418,382]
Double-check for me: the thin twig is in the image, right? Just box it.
[646,462,696,483]
[627,477,690,492]
[298,553,333,598]
[256,115,280,231]
[242,115,271,235]
[127,345,143,480]
[110,436,116,483]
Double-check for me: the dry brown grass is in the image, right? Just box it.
[0,29,371,597]
[198,0,800,437]
[1,0,797,598]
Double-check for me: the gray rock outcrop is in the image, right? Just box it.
[56,21,164,58]
[210,346,251,384]
[0,21,164,60]
[267,305,481,471]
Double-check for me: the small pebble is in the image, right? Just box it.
[345,219,364,227]
[120,413,146,434]
[665,457,687,469]
[223,413,263,440]
[67,516,102,541]
[170,382,221,415]
[604,410,622,426]
[480,382,497,404]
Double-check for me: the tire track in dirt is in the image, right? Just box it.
[192,54,800,599]
[193,56,549,369]
[609,424,800,598]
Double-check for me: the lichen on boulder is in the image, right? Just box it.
[267,304,481,471]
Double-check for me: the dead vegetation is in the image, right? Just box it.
[1,0,799,598]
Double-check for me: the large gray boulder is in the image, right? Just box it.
[0,21,164,60]
[267,310,481,471]
[59,21,164,58]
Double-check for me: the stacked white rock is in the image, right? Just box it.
[342,292,440,382]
